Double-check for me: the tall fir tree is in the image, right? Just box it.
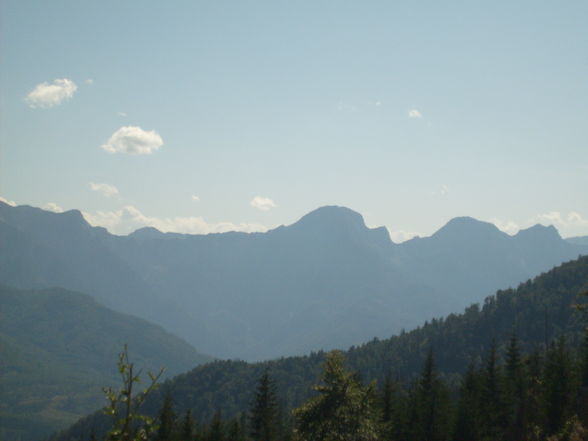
[480,340,507,440]
[504,333,527,441]
[414,349,450,441]
[156,392,176,441]
[249,369,278,441]
[543,337,572,435]
[453,362,481,441]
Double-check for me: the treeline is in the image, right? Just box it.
[76,336,588,441]
[50,256,588,441]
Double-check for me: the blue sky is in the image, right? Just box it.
[1,0,587,240]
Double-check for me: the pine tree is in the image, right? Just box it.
[156,392,176,441]
[543,337,572,435]
[249,369,278,441]
[415,349,450,441]
[453,362,481,441]
[181,409,194,441]
[504,333,527,441]
[208,411,224,441]
[293,351,378,441]
[480,340,507,440]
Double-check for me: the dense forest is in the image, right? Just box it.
[51,256,588,441]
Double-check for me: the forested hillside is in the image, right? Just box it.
[53,256,588,441]
[0,285,212,441]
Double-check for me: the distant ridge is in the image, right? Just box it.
[1,200,587,361]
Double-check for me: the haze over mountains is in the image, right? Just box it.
[1,201,587,361]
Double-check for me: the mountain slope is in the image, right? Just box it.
[54,256,588,441]
[1,201,587,360]
[0,285,212,441]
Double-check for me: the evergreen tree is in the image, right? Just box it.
[414,349,450,441]
[227,417,245,441]
[156,393,176,441]
[453,362,481,441]
[249,370,278,441]
[504,333,527,441]
[293,351,378,441]
[480,340,507,440]
[208,411,224,441]
[543,337,572,435]
[181,409,194,441]
[381,374,394,424]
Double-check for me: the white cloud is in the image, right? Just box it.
[85,78,94,85]
[82,205,268,235]
[117,112,128,117]
[89,182,119,197]
[250,196,276,211]
[492,219,520,235]
[492,211,588,237]
[408,109,423,118]
[432,184,449,197]
[389,230,420,243]
[191,195,200,202]
[0,196,16,206]
[26,79,77,108]
[535,211,588,232]
[337,101,358,112]
[101,126,163,155]
[45,202,63,213]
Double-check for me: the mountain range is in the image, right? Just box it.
[1,201,587,360]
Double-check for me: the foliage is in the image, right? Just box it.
[249,370,278,441]
[293,351,378,441]
[102,346,164,441]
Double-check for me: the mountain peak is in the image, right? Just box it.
[287,205,391,246]
[434,216,503,239]
[295,205,365,229]
[515,224,562,241]
[129,226,164,239]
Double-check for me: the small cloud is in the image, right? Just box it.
[85,78,94,85]
[432,184,449,197]
[535,211,588,230]
[408,109,423,118]
[389,230,420,243]
[337,101,358,112]
[82,205,268,235]
[89,182,119,197]
[0,196,16,206]
[45,202,63,213]
[117,112,127,117]
[191,195,200,202]
[101,126,163,155]
[492,219,520,235]
[26,79,77,108]
[493,211,588,237]
[250,196,276,211]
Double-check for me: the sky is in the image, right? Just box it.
[1,0,587,241]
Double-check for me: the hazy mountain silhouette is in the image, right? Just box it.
[1,201,586,360]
